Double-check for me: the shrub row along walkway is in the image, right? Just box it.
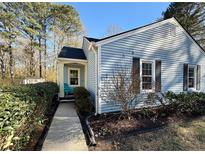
[42,103,88,151]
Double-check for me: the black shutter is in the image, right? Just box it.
[196,65,201,90]
[155,60,161,92]
[183,64,188,91]
[132,57,140,94]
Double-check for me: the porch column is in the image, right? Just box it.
[57,62,64,97]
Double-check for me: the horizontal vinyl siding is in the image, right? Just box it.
[82,39,96,104]
[99,22,205,113]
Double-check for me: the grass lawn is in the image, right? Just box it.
[90,116,205,151]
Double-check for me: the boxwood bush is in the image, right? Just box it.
[0,82,59,150]
[73,87,94,115]
[165,91,205,115]
[139,92,205,120]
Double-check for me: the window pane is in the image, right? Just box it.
[188,66,195,88]
[142,82,152,90]
[189,67,194,78]
[142,63,152,76]
[70,70,78,78]
[70,78,78,85]
[188,78,194,88]
[142,77,152,82]
[142,77,152,90]
[70,70,79,85]
[142,62,152,90]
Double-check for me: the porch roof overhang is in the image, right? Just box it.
[58,46,87,59]
[57,57,88,65]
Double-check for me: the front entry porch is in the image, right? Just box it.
[57,58,87,98]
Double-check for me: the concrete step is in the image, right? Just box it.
[60,95,75,100]
[60,99,75,103]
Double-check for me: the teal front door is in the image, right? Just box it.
[64,83,73,94]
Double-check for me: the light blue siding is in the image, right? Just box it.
[99,22,205,113]
[83,38,97,104]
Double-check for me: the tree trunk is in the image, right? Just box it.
[0,49,6,80]
[44,37,46,75]
[39,37,42,78]
[43,24,47,78]
[8,43,14,82]
[0,59,5,80]
[30,37,35,77]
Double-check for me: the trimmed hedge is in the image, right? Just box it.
[73,87,94,115]
[138,92,205,120]
[0,82,59,150]
[165,91,205,115]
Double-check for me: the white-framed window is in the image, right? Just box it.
[68,68,80,87]
[140,60,155,92]
[188,65,196,90]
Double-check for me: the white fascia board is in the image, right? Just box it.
[84,37,98,53]
[95,18,175,46]
[57,57,88,63]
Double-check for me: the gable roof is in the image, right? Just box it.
[85,18,166,43]
[85,37,100,42]
[58,46,87,60]
[84,17,205,53]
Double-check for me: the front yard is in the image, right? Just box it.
[75,89,205,151]
[89,115,205,151]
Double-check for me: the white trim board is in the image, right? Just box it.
[58,57,88,63]
[140,59,155,93]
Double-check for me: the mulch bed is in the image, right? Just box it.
[24,96,60,151]
[88,110,187,142]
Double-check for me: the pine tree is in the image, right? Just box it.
[162,2,205,49]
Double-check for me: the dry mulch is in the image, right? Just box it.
[89,112,171,139]
[88,111,205,151]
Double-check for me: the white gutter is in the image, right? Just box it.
[57,57,88,63]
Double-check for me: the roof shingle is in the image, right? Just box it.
[58,46,86,60]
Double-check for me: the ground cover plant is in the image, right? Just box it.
[0,82,59,150]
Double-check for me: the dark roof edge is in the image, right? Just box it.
[173,17,205,53]
[62,46,82,50]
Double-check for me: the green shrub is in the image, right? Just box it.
[166,92,205,115]
[73,87,94,115]
[137,92,205,121]
[73,87,90,98]
[0,82,59,150]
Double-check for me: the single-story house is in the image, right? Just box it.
[57,17,205,114]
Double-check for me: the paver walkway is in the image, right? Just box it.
[42,103,88,151]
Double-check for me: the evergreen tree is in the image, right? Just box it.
[162,2,205,49]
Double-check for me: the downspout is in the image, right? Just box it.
[93,44,99,115]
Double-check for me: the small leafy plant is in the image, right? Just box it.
[0,82,59,150]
